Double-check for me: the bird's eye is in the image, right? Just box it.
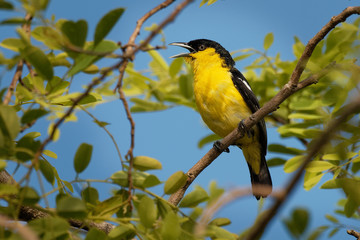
[198,44,206,51]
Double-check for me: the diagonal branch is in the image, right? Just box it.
[0,0,194,234]
[112,0,195,209]
[3,13,32,105]
[245,95,360,239]
[168,6,360,206]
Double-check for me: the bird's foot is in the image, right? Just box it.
[213,141,230,153]
[238,120,254,138]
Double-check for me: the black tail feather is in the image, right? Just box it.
[247,156,272,200]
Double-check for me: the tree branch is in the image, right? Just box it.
[111,0,195,209]
[245,95,360,239]
[347,230,360,240]
[168,6,360,206]
[0,0,194,235]
[3,13,32,105]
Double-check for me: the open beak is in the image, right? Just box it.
[169,42,195,58]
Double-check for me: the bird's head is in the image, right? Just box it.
[170,39,235,69]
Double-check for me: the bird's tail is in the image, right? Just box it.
[246,155,272,200]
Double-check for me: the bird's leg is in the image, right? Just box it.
[238,120,254,138]
[213,141,230,153]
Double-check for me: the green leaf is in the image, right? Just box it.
[130,98,168,112]
[0,1,13,9]
[322,152,357,161]
[39,159,55,185]
[61,20,88,48]
[50,92,100,106]
[283,207,309,238]
[209,217,231,226]
[0,105,20,140]
[268,144,303,155]
[206,225,237,240]
[289,99,323,111]
[94,8,124,46]
[305,161,335,173]
[21,109,49,124]
[304,172,324,190]
[339,179,360,206]
[0,38,26,51]
[32,26,63,50]
[74,143,93,173]
[0,183,18,196]
[23,131,41,139]
[29,217,70,239]
[0,17,28,25]
[138,195,157,228]
[164,171,188,195]
[179,74,193,99]
[108,225,134,240]
[20,186,40,205]
[43,149,57,159]
[111,170,128,187]
[320,179,340,189]
[85,228,107,240]
[344,198,357,217]
[56,196,87,219]
[169,58,183,77]
[68,40,118,76]
[325,214,338,223]
[293,36,305,59]
[179,185,209,208]
[288,113,323,120]
[328,228,339,237]
[0,160,7,171]
[81,187,99,205]
[198,133,221,148]
[284,155,305,173]
[143,174,161,188]
[83,64,99,74]
[267,157,286,167]
[133,156,162,171]
[15,136,40,162]
[47,123,60,142]
[307,226,329,240]
[263,32,274,51]
[161,211,181,240]
[208,181,224,205]
[21,46,53,80]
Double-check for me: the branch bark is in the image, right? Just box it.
[245,96,360,239]
[0,0,194,235]
[347,230,360,240]
[168,6,360,207]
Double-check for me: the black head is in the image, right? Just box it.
[170,39,235,68]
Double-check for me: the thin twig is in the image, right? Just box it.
[112,0,195,209]
[117,62,135,208]
[195,186,282,238]
[79,106,125,169]
[33,60,124,166]
[245,96,360,239]
[168,6,360,206]
[288,6,360,87]
[3,13,32,105]
[347,230,360,240]
[167,63,335,206]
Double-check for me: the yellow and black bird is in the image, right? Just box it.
[170,39,272,199]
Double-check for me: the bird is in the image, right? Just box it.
[170,39,272,199]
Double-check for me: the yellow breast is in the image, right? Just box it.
[188,48,253,139]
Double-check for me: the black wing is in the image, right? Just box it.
[230,68,267,155]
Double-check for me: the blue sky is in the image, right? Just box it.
[1,0,359,239]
